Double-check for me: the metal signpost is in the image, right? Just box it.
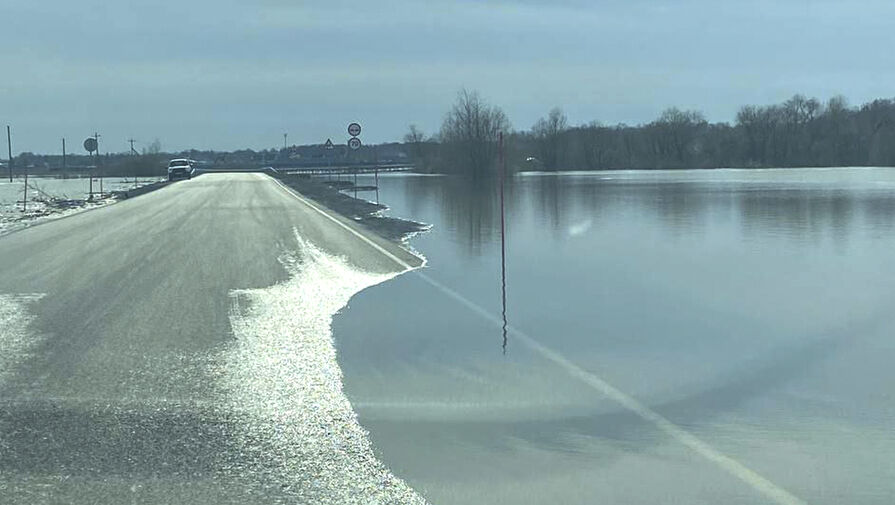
[84,136,98,200]
[347,124,362,196]
[324,139,335,180]
[95,133,103,198]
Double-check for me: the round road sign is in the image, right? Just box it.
[348,137,362,150]
[83,137,98,153]
[348,122,361,137]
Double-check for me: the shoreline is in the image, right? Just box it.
[272,174,430,244]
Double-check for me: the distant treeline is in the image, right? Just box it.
[10,92,895,178]
[405,91,895,176]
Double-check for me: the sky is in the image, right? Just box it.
[2,0,895,154]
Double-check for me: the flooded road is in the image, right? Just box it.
[334,168,895,505]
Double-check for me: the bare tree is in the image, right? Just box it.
[142,139,162,155]
[440,89,510,177]
[859,99,895,165]
[532,107,569,171]
[404,124,425,145]
[572,121,615,170]
[119,138,165,177]
[783,94,821,125]
[647,108,706,166]
[403,124,432,171]
[817,95,854,164]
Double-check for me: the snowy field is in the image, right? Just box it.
[0,176,164,235]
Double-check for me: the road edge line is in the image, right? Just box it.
[414,272,807,505]
[266,174,418,272]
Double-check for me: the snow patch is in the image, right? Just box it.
[0,293,46,384]
[223,230,426,504]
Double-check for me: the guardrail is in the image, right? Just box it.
[277,164,413,176]
[193,164,413,175]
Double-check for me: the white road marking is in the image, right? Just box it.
[266,172,807,505]
[417,273,807,505]
[266,174,417,271]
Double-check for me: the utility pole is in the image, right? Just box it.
[283,133,287,150]
[62,138,67,178]
[6,125,12,182]
[22,158,27,212]
[127,138,137,185]
[20,127,27,212]
[94,132,102,198]
[127,138,139,185]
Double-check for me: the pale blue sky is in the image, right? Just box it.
[3,0,894,153]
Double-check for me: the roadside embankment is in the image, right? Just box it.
[108,180,169,199]
[272,174,429,244]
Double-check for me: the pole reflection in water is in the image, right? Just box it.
[500,246,508,354]
[499,131,508,354]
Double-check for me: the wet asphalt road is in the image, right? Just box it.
[0,173,421,504]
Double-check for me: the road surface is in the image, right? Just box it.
[0,173,424,504]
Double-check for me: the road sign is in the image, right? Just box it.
[83,137,97,153]
[348,137,362,150]
[324,138,334,150]
[348,122,361,137]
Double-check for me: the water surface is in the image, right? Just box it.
[334,168,895,505]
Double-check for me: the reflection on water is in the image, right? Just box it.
[336,168,895,505]
[401,176,510,256]
[500,248,508,355]
[498,171,509,355]
[393,169,895,253]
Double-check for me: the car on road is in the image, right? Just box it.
[167,159,194,181]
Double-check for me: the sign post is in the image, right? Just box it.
[324,139,334,180]
[84,136,98,200]
[347,123,362,194]
[95,133,103,198]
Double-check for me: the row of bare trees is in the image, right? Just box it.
[405,91,895,175]
[436,89,509,178]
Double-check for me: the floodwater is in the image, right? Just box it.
[333,168,895,505]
